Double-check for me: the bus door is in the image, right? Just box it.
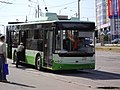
[43,30,53,67]
[19,30,26,62]
[6,28,12,59]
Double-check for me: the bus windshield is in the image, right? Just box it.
[55,29,94,54]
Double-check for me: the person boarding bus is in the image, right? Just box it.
[16,42,24,68]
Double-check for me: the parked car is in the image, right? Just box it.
[111,38,120,44]
[85,38,93,45]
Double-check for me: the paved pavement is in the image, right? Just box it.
[96,43,120,52]
[0,44,120,90]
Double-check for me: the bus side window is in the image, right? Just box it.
[37,40,43,51]
[56,34,60,49]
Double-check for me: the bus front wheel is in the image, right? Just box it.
[35,55,42,70]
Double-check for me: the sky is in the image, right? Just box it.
[0,0,95,34]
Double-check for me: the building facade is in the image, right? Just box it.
[96,0,120,44]
[96,0,110,35]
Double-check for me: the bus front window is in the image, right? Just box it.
[63,30,84,51]
[63,30,94,53]
[73,37,84,51]
[55,29,94,54]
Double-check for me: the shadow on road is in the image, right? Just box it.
[52,70,120,80]
[2,81,36,88]
[11,62,35,70]
[11,63,120,80]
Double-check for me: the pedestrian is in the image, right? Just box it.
[16,42,24,68]
[0,35,7,82]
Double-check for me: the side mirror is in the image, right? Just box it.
[95,30,98,38]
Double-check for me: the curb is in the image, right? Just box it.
[96,46,120,52]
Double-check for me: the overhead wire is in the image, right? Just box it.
[42,0,48,11]
[0,0,29,19]
[0,0,16,9]
[28,0,38,18]
[0,0,90,18]
[48,1,77,8]
[42,0,46,7]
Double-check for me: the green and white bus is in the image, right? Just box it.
[6,13,95,70]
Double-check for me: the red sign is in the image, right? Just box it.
[108,0,113,17]
[118,0,120,16]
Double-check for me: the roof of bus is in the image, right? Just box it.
[7,20,95,26]
[7,12,95,26]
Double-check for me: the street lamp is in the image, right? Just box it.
[28,5,38,18]
[28,0,41,18]
[28,5,36,8]
[28,0,37,4]
[70,10,78,18]
[59,7,67,14]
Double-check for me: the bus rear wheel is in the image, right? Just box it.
[35,55,42,70]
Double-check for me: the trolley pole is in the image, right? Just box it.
[38,5,40,18]
[78,0,81,20]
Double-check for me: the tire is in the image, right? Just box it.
[35,55,42,70]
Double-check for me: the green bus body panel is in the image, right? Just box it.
[26,55,35,65]
[52,63,95,70]
[12,48,95,70]
[25,55,95,70]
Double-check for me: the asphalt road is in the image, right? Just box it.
[0,50,120,90]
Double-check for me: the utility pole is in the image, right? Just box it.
[25,16,28,22]
[37,5,39,18]
[78,0,80,20]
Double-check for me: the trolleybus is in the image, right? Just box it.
[6,13,95,70]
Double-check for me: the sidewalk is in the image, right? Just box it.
[95,43,120,52]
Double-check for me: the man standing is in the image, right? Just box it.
[0,35,7,82]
